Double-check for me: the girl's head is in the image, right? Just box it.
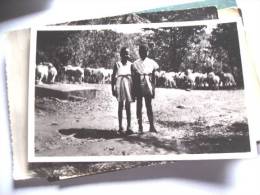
[139,44,148,60]
[120,47,130,62]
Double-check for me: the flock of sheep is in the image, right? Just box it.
[155,69,237,90]
[35,62,237,90]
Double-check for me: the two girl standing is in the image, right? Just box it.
[111,45,159,135]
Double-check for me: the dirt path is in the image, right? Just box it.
[35,84,250,157]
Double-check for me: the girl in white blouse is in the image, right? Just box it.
[111,47,134,135]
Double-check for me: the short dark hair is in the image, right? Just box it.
[139,44,148,53]
[120,47,128,56]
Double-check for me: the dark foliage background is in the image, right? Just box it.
[36,22,244,87]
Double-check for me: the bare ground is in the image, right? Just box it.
[35,84,250,157]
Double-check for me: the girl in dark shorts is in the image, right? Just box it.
[132,44,159,134]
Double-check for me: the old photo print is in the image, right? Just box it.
[28,19,257,162]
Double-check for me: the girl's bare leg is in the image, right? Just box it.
[144,97,157,133]
[118,102,124,132]
[125,102,132,131]
[136,97,143,133]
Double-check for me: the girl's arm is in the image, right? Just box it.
[131,64,137,99]
[111,63,117,96]
[151,62,159,98]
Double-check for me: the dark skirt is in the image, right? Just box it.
[132,73,155,98]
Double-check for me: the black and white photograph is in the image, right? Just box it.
[28,19,256,162]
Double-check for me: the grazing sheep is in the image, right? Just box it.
[63,65,84,83]
[207,72,220,90]
[35,62,57,84]
[216,71,236,89]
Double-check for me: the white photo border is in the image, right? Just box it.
[28,18,258,162]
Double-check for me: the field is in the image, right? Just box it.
[34,83,250,157]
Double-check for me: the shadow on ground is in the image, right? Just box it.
[59,128,123,139]
[58,128,179,153]
[58,120,251,154]
[157,120,251,153]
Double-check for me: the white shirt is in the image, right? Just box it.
[116,61,132,76]
[133,57,159,75]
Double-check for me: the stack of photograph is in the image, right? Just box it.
[4,0,258,182]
